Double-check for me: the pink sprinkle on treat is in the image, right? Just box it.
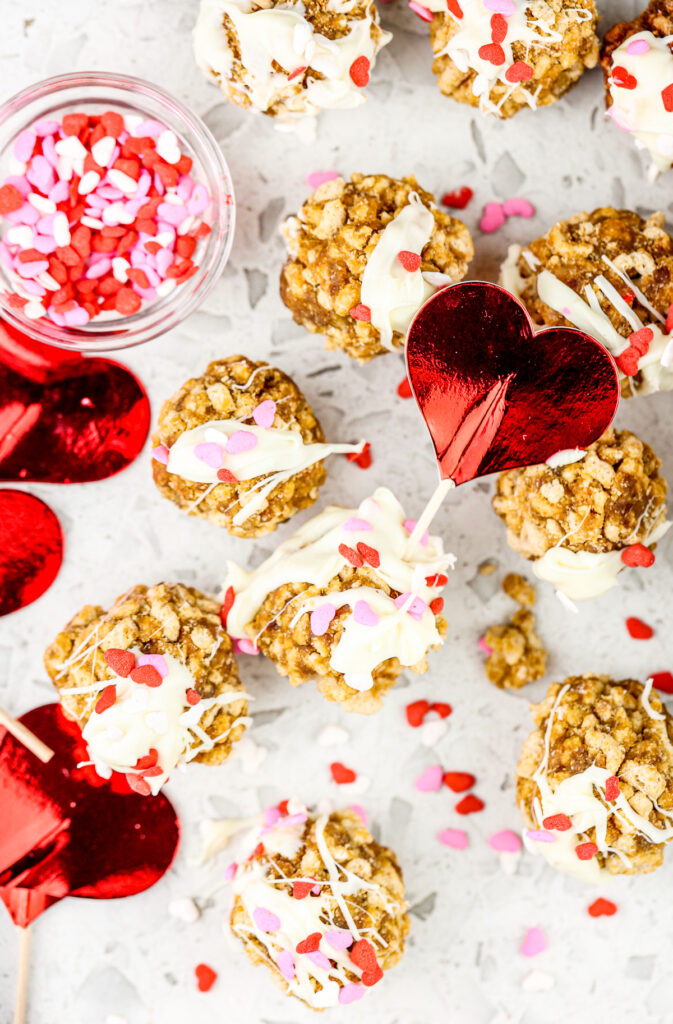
[438,828,469,850]
[137,653,169,678]
[353,600,379,627]
[626,38,650,55]
[502,197,535,218]
[235,638,260,656]
[324,929,353,951]
[253,907,281,933]
[226,430,258,454]
[415,764,444,792]
[307,951,332,971]
[224,861,237,881]
[403,520,428,546]
[339,984,365,1005]
[478,637,493,656]
[485,0,515,13]
[252,400,276,428]
[521,927,547,958]
[310,603,336,636]
[194,442,224,469]
[348,804,367,823]
[306,170,340,190]
[526,829,556,844]
[488,830,522,853]
[342,517,372,532]
[152,444,169,465]
[480,202,506,234]
[276,950,295,981]
[409,0,434,21]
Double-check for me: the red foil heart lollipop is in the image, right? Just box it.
[0,704,180,927]
[406,282,620,485]
[0,322,150,484]
[0,490,63,616]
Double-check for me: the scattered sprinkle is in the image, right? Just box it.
[455,794,485,815]
[414,764,444,792]
[520,927,546,958]
[438,828,469,849]
[330,761,357,785]
[588,898,617,918]
[195,964,217,992]
[480,201,506,234]
[397,377,413,398]
[316,724,349,747]
[488,830,522,853]
[443,771,475,793]
[306,170,340,191]
[626,616,654,640]
[442,186,473,209]
[347,441,372,469]
[522,970,555,992]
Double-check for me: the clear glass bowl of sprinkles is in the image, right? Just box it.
[0,71,235,352]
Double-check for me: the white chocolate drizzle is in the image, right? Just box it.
[607,31,673,176]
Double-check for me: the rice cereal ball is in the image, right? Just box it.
[193,0,391,127]
[516,674,673,880]
[279,173,473,361]
[224,487,453,713]
[44,582,248,794]
[230,801,409,1008]
[426,0,599,119]
[500,207,673,397]
[151,356,363,537]
[492,427,669,602]
[601,1,673,178]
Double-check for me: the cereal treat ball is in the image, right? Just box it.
[601,1,673,177]
[280,173,473,361]
[225,487,453,713]
[516,674,673,880]
[230,801,409,1008]
[44,582,248,795]
[427,0,599,119]
[492,427,669,602]
[483,574,546,690]
[193,0,391,126]
[500,208,673,396]
[151,356,362,538]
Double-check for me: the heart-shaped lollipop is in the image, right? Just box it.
[406,282,620,485]
[0,704,180,927]
[0,322,150,484]
[0,491,64,615]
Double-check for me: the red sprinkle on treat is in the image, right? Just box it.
[195,964,218,992]
[350,303,371,322]
[621,544,655,568]
[612,66,638,90]
[542,813,572,831]
[356,542,380,568]
[94,684,117,714]
[426,573,448,587]
[350,938,378,972]
[429,597,444,615]
[292,880,314,900]
[397,376,413,398]
[447,0,463,16]
[186,688,201,706]
[478,43,506,66]
[444,771,475,793]
[455,794,484,815]
[129,664,163,688]
[103,648,135,677]
[650,671,673,694]
[217,468,237,483]
[442,186,473,209]
[662,82,673,112]
[575,842,598,861]
[588,898,617,917]
[626,616,654,640]
[505,61,534,83]
[220,586,235,628]
[398,250,422,272]
[338,544,364,568]
[296,932,321,954]
[605,776,620,802]
[125,773,152,797]
[349,56,371,88]
[330,761,357,784]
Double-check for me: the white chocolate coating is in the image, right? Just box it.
[607,31,673,176]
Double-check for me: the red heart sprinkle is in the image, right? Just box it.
[0,183,24,214]
[605,776,620,802]
[186,688,201,706]
[349,56,371,87]
[103,648,136,677]
[505,61,534,84]
[356,542,380,568]
[431,702,452,719]
[195,963,218,992]
[134,749,159,770]
[129,664,163,688]
[542,813,573,831]
[94,685,117,714]
[626,616,654,640]
[426,573,448,587]
[220,586,235,629]
[621,290,635,305]
[490,13,507,43]
[650,671,673,694]
[397,377,413,398]
[406,700,430,727]
[575,841,598,861]
[330,762,357,785]
[442,186,473,209]
[429,597,444,615]
[339,544,364,568]
[447,0,463,15]
[629,327,653,355]
[347,442,372,469]
[125,773,152,797]
[398,250,422,272]
[616,346,640,377]
[361,965,384,987]
[350,303,371,322]
[612,65,638,90]
[350,938,378,972]
[217,468,237,483]
[296,932,322,954]
[444,771,474,792]
[455,794,484,814]
[478,43,505,66]
[292,880,314,900]
[662,83,673,111]
[278,799,289,815]
[621,544,655,568]
[588,898,617,918]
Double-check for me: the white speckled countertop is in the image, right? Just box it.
[2,2,673,1022]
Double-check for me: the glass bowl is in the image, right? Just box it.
[0,71,235,352]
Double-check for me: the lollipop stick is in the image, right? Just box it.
[13,926,30,1024]
[404,478,455,559]
[0,707,53,763]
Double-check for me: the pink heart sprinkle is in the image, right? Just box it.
[480,202,506,234]
[484,0,515,12]
[339,983,364,1005]
[394,593,426,620]
[194,442,224,469]
[137,653,169,678]
[307,951,332,971]
[526,829,556,844]
[438,828,469,850]
[353,600,379,627]
[306,170,340,190]
[310,603,336,636]
[235,638,260,656]
[281,812,308,827]
[14,130,36,163]
[226,430,258,455]
[488,829,522,853]
[276,950,295,981]
[264,806,282,827]
[252,400,276,429]
[403,519,429,546]
[324,929,353,951]
[253,907,281,933]
[626,38,650,55]
[415,764,444,792]
[224,861,237,881]
[478,637,493,656]
[311,883,322,895]
[348,804,367,824]
[502,197,535,219]
[152,444,169,465]
[521,927,546,958]
[342,517,372,532]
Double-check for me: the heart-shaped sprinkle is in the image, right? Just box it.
[521,927,546,958]
[662,83,673,112]
[575,841,598,861]
[126,774,152,796]
[397,376,413,398]
[442,186,473,209]
[455,794,484,814]
[307,170,340,190]
[220,586,235,628]
[361,965,384,987]
[217,468,237,483]
[338,983,364,1004]
[330,761,357,784]
[621,544,655,567]
[253,400,276,429]
[403,519,429,546]
[130,664,163,688]
[342,517,372,532]
[353,600,379,627]
[307,950,332,970]
[484,0,514,11]
[296,931,322,954]
[253,907,281,933]
[310,602,336,636]
[292,880,314,900]
[236,638,260,656]
[432,702,452,719]
[137,653,169,678]
[526,829,556,844]
[588,898,617,918]
[356,542,380,567]
[347,441,372,468]
[447,0,463,16]
[394,593,426,620]
[612,65,638,90]
[276,949,295,981]
[415,765,444,792]
[398,249,422,272]
[651,672,673,694]
[349,56,370,87]
[542,813,573,831]
[408,0,434,22]
[339,543,364,567]
[488,830,522,853]
[350,938,378,972]
[195,964,217,992]
[406,699,431,727]
[103,647,136,677]
[94,684,117,714]
[443,771,475,793]
[134,749,159,771]
[505,61,534,84]
[194,442,224,469]
[152,444,169,465]
[438,828,468,849]
[605,776,620,801]
[350,303,371,322]
[186,688,201,706]
[324,929,354,951]
[480,201,506,233]
[502,197,535,218]
[490,12,507,43]
[226,430,258,455]
[626,616,654,639]
[477,42,505,67]
[626,38,650,55]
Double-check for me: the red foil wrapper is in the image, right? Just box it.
[406,282,620,485]
[0,490,64,615]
